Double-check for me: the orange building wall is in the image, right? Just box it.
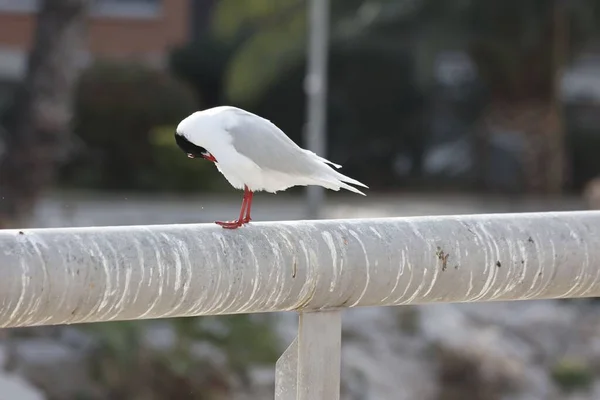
[0,0,189,59]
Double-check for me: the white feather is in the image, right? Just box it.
[176,106,368,195]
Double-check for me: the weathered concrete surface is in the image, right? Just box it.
[1,211,599,328]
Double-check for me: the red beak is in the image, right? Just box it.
[203,153,217,163]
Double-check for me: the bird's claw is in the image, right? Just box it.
[215,220,246,229]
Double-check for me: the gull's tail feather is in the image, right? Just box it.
[316,179,367,195]
[335,170,368,189]
[311,171,368,196]
[320,156,342,169]
[304,149,368,195]
[338,181,367,196]
[304,149,342,169]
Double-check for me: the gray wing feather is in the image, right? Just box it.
[226,109,323,176]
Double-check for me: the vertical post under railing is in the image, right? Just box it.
[305,0,330,219]
[275,310,342,400]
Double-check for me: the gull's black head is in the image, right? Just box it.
[174,131,208,159]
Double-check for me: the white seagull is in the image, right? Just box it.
[174,106,368,229]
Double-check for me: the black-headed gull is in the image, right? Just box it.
[174,106,368,229]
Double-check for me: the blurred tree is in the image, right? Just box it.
[182,0,308,106]
[210,0,368,105]
[65,62,200,191]
[169,36,238,108]
[251,42,425,188]
[415,0,600,193]
[210,0,600,193]
[169,0,232,108]
[0,0,90,228]
[148,125,230,192]
[168,0,309,108]
[81,315,280,399]
[210,0,428,186]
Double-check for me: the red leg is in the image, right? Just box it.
[215,187,252,229]
[243,188,254,223]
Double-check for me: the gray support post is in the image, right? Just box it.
[275,310,342,400]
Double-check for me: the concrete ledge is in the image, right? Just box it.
[1,211,599,328]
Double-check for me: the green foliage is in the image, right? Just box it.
[81,314,280,399]
[203,0,425,107]
[208,0,407,105]
[222,18,306,105]
[211,0,303,41]
[194,315,281,369]
[416,0,600,100]
[565,104,600,190]
[551,357,594,393]
[569,130,600,190]
[251,40,425,187]
[169,36,237,107]
[168,0,309,106]
[149,125,228,192]
[220,0,600,104]
[163,314,281,387]
[434,344,518,400]
[87,320,145,366]
[210,0,307,105]
[63,61,199,191]
[395,306,420,335]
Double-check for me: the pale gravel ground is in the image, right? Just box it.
[30,190,586,228]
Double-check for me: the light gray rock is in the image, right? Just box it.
[12,338,102,400]
[0,370,45,400]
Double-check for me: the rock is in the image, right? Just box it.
[583,177,600,209]
[0,370,45,400]
[419,301,600,400]
[143,321,177,351]
[12,338,103,400]
[340,307,437,400]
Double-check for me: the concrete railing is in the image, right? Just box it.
[2,211,600,399]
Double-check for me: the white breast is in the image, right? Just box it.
[213,146,310,193]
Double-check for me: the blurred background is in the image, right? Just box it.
[1,0,600,399]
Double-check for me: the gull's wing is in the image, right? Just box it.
[224,109,325,176]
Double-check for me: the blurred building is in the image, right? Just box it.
[0,0,194,82]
